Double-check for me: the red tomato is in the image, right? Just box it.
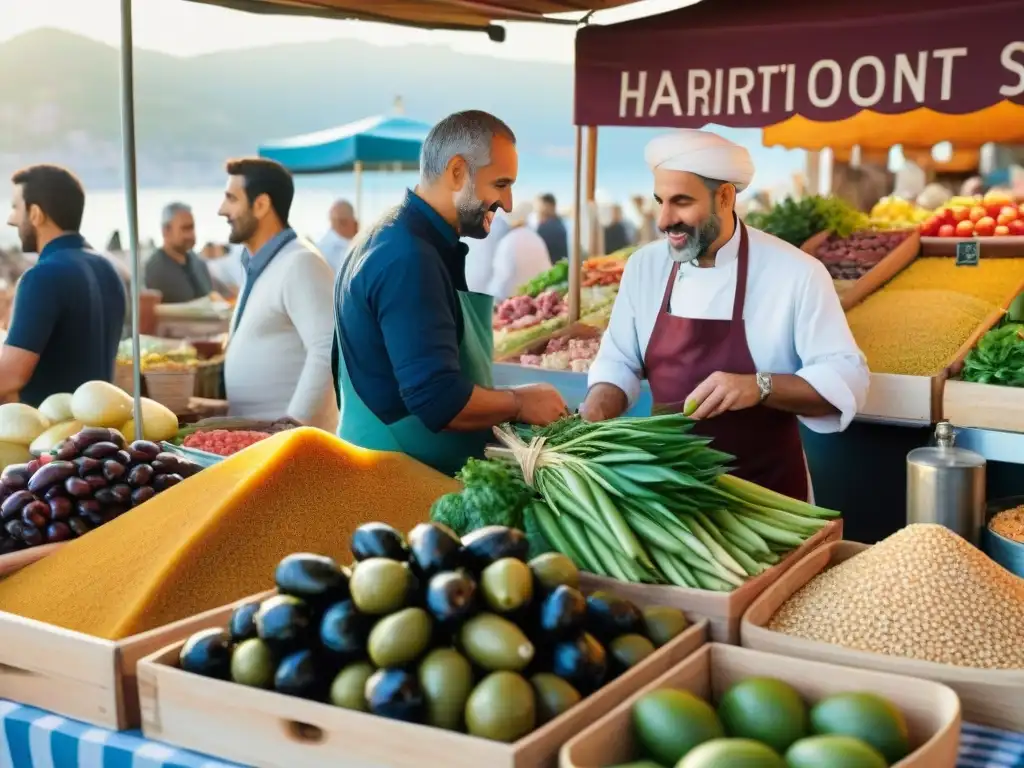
[920,216,941,237]
[955,220,975,237]
[969,206,987,223]
[938,224,957,238]
[986,202,1006,218]
[974,217,997,237]
[951,206,971,223]
[1008,220,1024,236]
[995,225,1011,236]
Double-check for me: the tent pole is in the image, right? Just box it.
[118,0,143,441]
[568,125,583,323]
[585,126,599,256]
[354,161,364,222]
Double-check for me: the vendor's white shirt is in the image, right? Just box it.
[588,224,869,433]
[488,226,552,301]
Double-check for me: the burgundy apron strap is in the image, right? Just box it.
[731,221,750,323]
[660,261,680,314]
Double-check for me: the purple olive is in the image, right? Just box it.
[27,461,77,494]
[68,516,91,537]
[110,484,132,505]
[46,522,72,542]
[127,464,154,488]
[74,457,102,476]
[21,501,49,529]
[85,475,108,491]
[1,464,30,491]
[1,490,36,521]
[153,473,184,492]
[64,476,92,499]
[48,496,73,522]
[131,486,156,507]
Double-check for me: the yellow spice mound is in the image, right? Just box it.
[0,427,460,639]
[768,524,1024,669]
[883,256,1024,306]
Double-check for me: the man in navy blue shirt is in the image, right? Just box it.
[335,110,567,475]
[4,165,126,406]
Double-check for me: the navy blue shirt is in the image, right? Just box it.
[7,234,127,407]
[335,190,474,433]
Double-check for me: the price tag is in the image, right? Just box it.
[956,240,980,267]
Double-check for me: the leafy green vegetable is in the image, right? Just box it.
[430,459,535,537]
[430,493,470,536]
[523,502,553,560]
[517,261,569,297]
[961,323,1024,386]
[746,196,869,246]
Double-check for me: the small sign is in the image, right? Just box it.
[956,240,980,266]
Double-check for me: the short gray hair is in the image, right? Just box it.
[420,110,516,184]
[161,202,191,227]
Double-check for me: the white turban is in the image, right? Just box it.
[645,129,755,192]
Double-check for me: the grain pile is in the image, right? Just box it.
[768,524,1024,669]
[990,506,1024,543]
[0,428,460,639]
[884,257,1024,306]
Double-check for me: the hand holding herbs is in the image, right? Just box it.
[433,415,840,592]
[961,323,1024,386]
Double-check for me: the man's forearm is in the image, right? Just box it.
[446,386,518,431]
[765,374,838,417]
[580,382,628,422]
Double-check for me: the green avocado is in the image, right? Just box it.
[632,688,724,766]
[349,557,411,615]
[530,673,582,724]
[465,672,536,742]
[368,607,432,668]
[717,677,808,754]
[528,552,580,591]
[785,735,888,768]
[641,606,689,647]
[678,738,785,767]
[481,557,534,613]
[329,661,375,711]
[418,648,474,731]
[231,638,275,689]
[459,613,535,672]
[810,692,910,764]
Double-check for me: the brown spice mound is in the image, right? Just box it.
[768,524,1024,669]
[990,507,1024,543]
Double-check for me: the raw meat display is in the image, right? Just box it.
[814,230,909,281]
[493,290,567,331]
[520,336,601,372]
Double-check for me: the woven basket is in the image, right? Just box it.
[144,370,196,413]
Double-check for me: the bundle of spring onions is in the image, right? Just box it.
[491,414,840,592]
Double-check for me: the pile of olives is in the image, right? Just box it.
[0,427,202,552]
[179,522,690,743]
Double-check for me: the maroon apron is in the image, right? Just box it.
[643,221,809,500]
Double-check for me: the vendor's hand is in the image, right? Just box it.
[514,384,569,426]
[580,383,628,423]
[687,372,760,420]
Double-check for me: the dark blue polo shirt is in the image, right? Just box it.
[335,190,474,433]
[7,234,127,407]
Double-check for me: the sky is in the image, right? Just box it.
[0,0,697,61]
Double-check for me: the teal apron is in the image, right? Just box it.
[336,290,495,477]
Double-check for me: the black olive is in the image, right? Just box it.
[68,516,91,537]
[82,441,120,460]
[64,477,92,499]
[131,486,156,506]
[46,522,72,542]
[21,501,49,529]
[102,460,126,482]
[74,457,102,476]
[1,490,36,521]
[48,497,73,522]
[127,464,154,487]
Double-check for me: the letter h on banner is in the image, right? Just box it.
[620,71,647,118]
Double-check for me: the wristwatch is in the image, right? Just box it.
[755,372,773,402]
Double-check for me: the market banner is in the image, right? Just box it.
[574,0,1024,129]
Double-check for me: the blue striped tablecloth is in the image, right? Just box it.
[0,699,1021,767]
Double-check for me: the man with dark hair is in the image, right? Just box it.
[3,165,126,406]
[217,158,337,431]
[145,202,214,303]
[535,192,568,263]
[334,110,566,475]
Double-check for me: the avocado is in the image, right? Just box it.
[530,673,582,724]
[786,735,888,768]
[632,688,724,766]
[178,627,232,680]
[425,570,479,626]
[717,677,808,754]
[275,553,349,606]
[609,634,656,677]
[368,607,433,668]
[254,595,312,653]
[810,692,910,764]
[552,632,607,693]
[329,661,375,711]
[537,585,587,640]
[365,668,426,723]
[465,672,536,742]
[529,552,580,592]
[459,613,535,672]
[585,591,643,641]
[679,738,786,767]
[228,600,261,643]
[351,522,410,562]
[349,557,411,615]
[642,606,689,647]
[408,522,462,577]
[231,638,276,689]
[274,649,324,700]
[481,557,534,613]
[460,526,528,572]
[320,599,372,659]
[418,648,474,731]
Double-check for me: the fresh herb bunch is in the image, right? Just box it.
[747,196,868,246]
[961,324,1024,386]
[517,260,569,298]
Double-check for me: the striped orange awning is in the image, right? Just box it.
[764,102,1024,152]
[180,0,642,30]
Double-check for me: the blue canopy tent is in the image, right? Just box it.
[258,114,431,220]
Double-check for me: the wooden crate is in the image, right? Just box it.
[802,230,922,312]
[0,582,273,731]
[579,520,842,644]
[943,379,1024,432]
[921,236,1024,257]
[741,541,1024,731]
[138,609,708,768]
[560,643,961,768]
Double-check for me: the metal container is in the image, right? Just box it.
[906,421,986,545]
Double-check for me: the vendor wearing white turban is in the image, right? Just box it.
[580,129,869,501]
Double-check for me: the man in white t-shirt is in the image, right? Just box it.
[317,199,358,274]
[487,203,551,300]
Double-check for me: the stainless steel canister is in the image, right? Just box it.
[906,421,986,545]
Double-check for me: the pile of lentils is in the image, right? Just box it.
[768,524,1024,669]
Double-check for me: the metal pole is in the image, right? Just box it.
[118,0,144,441]
[354,161,364,222]
[568,125,583,323]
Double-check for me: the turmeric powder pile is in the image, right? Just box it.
[0,428,460,639]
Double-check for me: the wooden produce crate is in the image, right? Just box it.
[0,570,274,731]
[560,643,961,768]
[943,379,1024,433]
[579,520,842,644]
[802,230,922,312]
[138,608,708,768]
[921,236,1024,257]
[741,541,1024,731]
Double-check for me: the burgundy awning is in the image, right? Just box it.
[574,0,1024,128]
